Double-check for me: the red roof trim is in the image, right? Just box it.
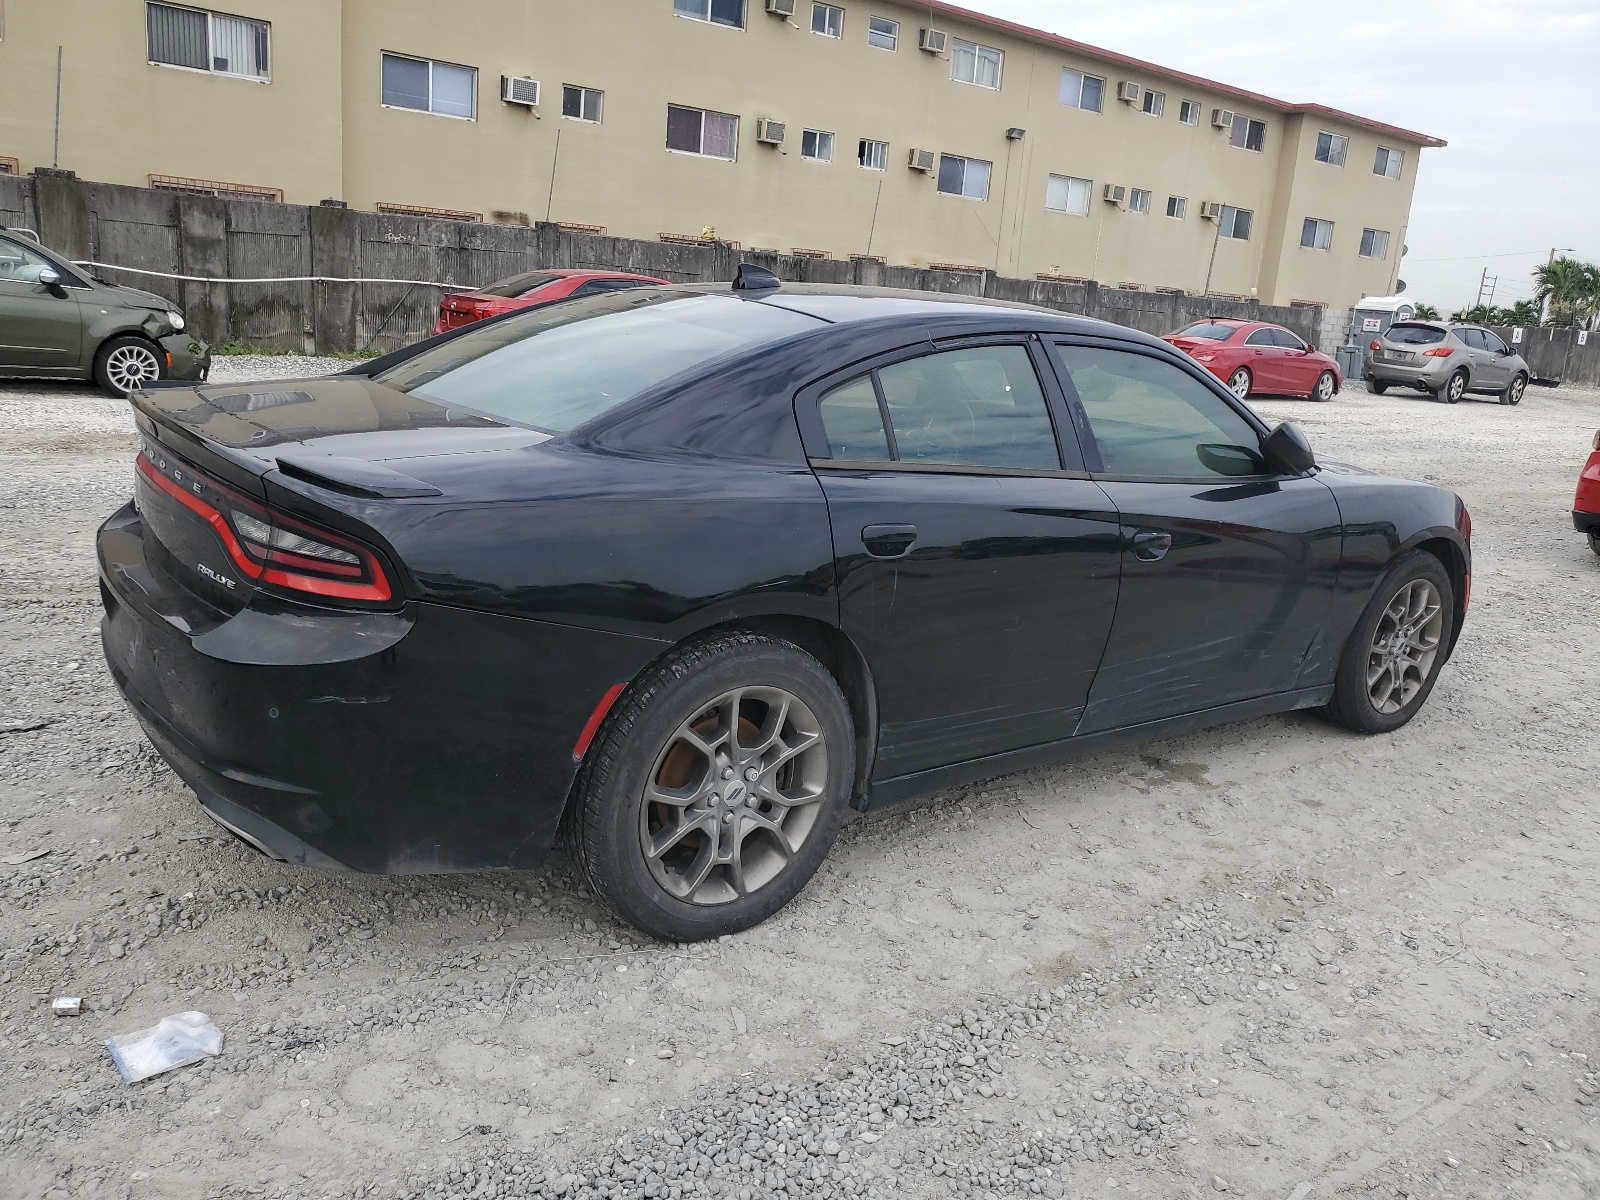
[918,1,1448,148]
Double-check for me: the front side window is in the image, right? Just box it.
[937,154,991,201]
[1059,68,1104,112]
[867,15,898,50]
[1141,89,1165,117]
[1128,188,1151,214]
[801,129,834,162]
[1271,328,1306,351]
[381,53,476,118]
[951,40,1003,89]
[147,3,269,79]
[379,291,818,434]
[1229,114,1266,152]
[1045,174,1091,216]
[666,104,739,159]
[1219,206,1253,240]
[811,3,843,37]
[674,0,746,28]
[0,237,66,286]
[562,85,603,123]
[1359,228,1390,259]
[1301,217,1333,250]
[1054,344,1266,480]
[1315,130,1348,166]
[1166,195,1187,219]
[1375,146,1403,179]
[858,138,888,170]
[1178,99,1199,125]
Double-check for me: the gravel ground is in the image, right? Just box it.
[2,359,1598,1200]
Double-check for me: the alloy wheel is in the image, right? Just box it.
[1446,372,1466,404]
[104,344,161,395]
[1315,372,1336,402]
[1508,376,1526,405]
[1365,578,1444,715]
[639,686,828,905]
[1228,369,1251,400]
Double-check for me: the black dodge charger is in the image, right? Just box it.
[99,270,1471,940]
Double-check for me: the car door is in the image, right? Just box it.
[1046,338,1344,733]
[1469,328,1511,390]
[1241,328,1283,392]
[1271,327,1317,394]
[798,337,1122,779]
[0,235,82,369]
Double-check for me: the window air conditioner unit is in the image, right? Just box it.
[1211,107,1234,129]
[908,148,936,173]
[501,76,540,107]
[1116,81,1141,104]
[756,118,786,145]
[765,0,797,14]
[1102,183,1127,206]
[919,28,948,54]
[1200,201,1224,220]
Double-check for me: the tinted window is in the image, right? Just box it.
[1458,328,1486,351]
[1480,330,1509,354]
[476,272,561,299]
[1270,328,1306,350]
[1385,323,1445,346]
[874,346,1058,471]
[1054,345,1265,480]
[1243,329,1276,347]
[817,376,891,461]
[377,291,820,433]
[1173,322,1238,342]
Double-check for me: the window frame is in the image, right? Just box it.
[1059,68,1105,112]
[866,15,898,50]
[1359,227,1390,260]
[146,2,270,82]
[1300,217,1333,251]
[1141,89,1165,117]
[936,154,992,202]
[1045,174,1092,217]
[1166,195,1187,220]
[665,104,740,160]
[800,128,835,163]
[561,84,604,124]
[1229,114,1266,152]
[1374,146,1403,179]
[1314,130,1348,166]
[858,138,888,170]
[811,2,843,37]
[1128,188,1151,215]
[673,0,747,29]
[380,51,477,120]
[1218,206,1253,241]
[1178,99,1200,125]
[950,39,1003,89]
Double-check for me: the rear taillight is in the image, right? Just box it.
[1369,340,1381,351]
[136,447,396,606]
[1423,347,1454,358]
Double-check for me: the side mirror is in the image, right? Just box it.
[36,266,65,296]
[1261,421,1316,475]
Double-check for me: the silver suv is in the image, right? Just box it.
[1365,321,1529,405]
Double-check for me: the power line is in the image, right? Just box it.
[1407,248,1584,264]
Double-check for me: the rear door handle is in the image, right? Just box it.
[862,523,918,559]
[1130,529,1172,561]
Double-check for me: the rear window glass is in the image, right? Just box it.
[376,290,821,432]
[1173,322,1238,341]
[1386,323,1445,345]
[477,271,563,298]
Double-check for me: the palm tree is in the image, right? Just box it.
[1411,303,1440,320]
[1532,256,1600,327]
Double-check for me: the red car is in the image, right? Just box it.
[1163,318,1342,402]
[435,269,669,334]
[1575,430,1600,556]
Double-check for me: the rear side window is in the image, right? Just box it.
[818,376,891,461]
[378,291,820,432]
[1385,323,1445,345]
[1173,322,1238,341]
[1243,329,1276,347]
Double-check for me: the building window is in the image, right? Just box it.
[1301,217,1333,250]
[1046,174,1091,215]
[951,40,1003,89]
[1166,195,1186,219]
[666,104,739,159]
[146,3,269,79]
[811,3,842,37]
[937,154,991,201]
[1360,228,1391,259]
[1315,131,1347,166]
[1141,90,1165,117]
[1219,206,1252,240]
[381,53,476,119]
[674,0,745,29]
[858,138,888,170]
[801,129,834,162]
[1229,114,1266,152]
[1374,146,1403,179]
[562,85,603,123]
[1128,188,1151,214]
[1059,69,1104,112]
[1178,99,1199,125]
[867,15,898,50]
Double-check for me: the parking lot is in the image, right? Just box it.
[2,360,1598,1200]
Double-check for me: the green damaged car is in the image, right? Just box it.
[0,227,209,397]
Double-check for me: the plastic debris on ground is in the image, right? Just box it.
[104,1011,223,1083]
[52,997,83,1016]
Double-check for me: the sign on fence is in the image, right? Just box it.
[1580,330,1589,346]
[1511,327,1523,343]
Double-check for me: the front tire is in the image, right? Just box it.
[1227,368,1252,400]
[566,631,855,942]
[93,335,165,398]
[1501,373,1527,406]
[1325,551,1454,735]
[1311,371,1337,402]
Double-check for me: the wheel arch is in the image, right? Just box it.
[1409,533,1469,661]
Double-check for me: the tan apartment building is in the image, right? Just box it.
[0,0,1444,309]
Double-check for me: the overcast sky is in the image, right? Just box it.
[962,0,1600,311]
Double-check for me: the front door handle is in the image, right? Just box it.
[1130,529,1172,561]
[862,523,918,559]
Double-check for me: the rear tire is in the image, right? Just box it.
[1311,371,1336,402]
[1589,531,1600,557]
[1366,379,1389,395]
[565,631,855,942]
[1501,373,1527,406]
[93,335,165,398]
[1443,369,1467,404]
[1324,551,1454,735]
[1227,368,1252,400]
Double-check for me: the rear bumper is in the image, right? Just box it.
[98,500,662,874]
[1366,357,1452,387]
[1575,510,1600,535]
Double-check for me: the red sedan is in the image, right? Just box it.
[1163,318,1342,402]
[1575,430,1600,556]
[435,269,669,334]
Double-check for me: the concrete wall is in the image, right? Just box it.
[1489,326,1600,388]
[1,170,1321,355]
